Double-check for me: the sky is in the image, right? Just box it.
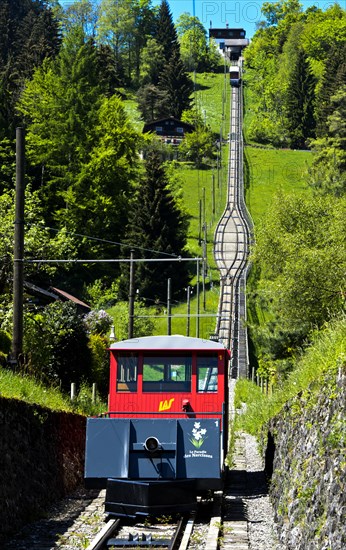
[60,0,346,39]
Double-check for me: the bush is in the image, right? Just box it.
[0,329,11,366]
[85,279,119,308]
[24,302,92,391]
[71,382,108,416]
[88,333,110,397]
[84,309,113,336]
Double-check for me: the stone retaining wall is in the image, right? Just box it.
[266,367,345,549]
[0,397,86,543]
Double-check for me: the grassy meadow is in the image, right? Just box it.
[0,367,105,415]
[245,147,313,226]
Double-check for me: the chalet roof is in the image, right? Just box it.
[24,281,91,311]
[50,287,91,309]
[143,117,194,133]
[24,281,59,300]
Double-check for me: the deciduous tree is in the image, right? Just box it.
[251,192,346,354]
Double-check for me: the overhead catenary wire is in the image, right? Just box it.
[19,257,202,263]
[26,223,181,258]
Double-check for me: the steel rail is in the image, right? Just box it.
[213,63,252,378]
[86,518,120,550]
[87,515,191,550]
[169,516,186,550]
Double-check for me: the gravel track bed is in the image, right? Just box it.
[3,489,106,549]
[4,436,283,549]
[242,433,284,550]
[4,437,284,550]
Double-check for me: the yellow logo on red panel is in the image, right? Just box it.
[159,398,175,411]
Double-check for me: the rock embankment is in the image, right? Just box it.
[0,397,85,544]
[266,366,346,549]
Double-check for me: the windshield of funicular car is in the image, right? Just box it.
[142,355,192,392]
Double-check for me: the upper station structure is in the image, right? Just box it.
[209,25,249,61]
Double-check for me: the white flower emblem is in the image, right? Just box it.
[189,422,208,448]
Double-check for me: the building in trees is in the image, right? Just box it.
[208,26,249,60]
[143,117,194,144]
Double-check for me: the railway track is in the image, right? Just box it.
[85,501,221,550]
[85,516,185,550]
[214,72,253,379]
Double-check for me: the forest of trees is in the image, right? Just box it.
[0,0,218,300]
[0,0,222,389]
[244,1,346,153]
[245,0,346,379]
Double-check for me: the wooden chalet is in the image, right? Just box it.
[143,117,194,145]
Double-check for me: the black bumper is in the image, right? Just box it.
[105,478,197,518]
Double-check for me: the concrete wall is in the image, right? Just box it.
[0,397,86,544]
[265,367,345,549]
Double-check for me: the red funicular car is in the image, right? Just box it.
[85,335,230,518]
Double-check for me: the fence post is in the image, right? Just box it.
[70,383,76,401]
[92,383,97,403]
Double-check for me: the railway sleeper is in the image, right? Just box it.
[107,533,171,547]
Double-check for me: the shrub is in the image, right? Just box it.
[0,329,11,366]
[24,302,92,391]
[84,309,113,336]
[88,333,110,397]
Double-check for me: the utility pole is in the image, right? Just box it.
[12,128,25,366]
[186,286,191,337]
[212,173,215,217]
[198,198,202,246]
[128,249,135,339]
[203,223,207,311]
[167,278,172,335]
[196,259,200,338]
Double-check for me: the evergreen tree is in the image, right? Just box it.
[18,28,141,295]
[285,48,316,149]
[96,44,125,95]
[137,84,170,121]
[119,150,190,303]
[157,48,193,118]
[156,0,180,63]
[18,29,104,217]
[0,0,60,138]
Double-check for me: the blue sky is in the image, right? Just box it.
[160,0,346,38]
[60,1,346,39]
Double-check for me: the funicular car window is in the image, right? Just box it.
[116,354,138,392]
[197,355,218,392]
[143,355,192,392]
